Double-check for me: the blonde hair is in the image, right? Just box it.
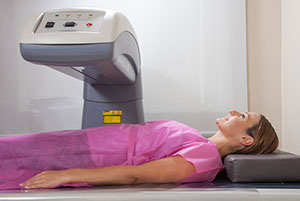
[236,115,279,154]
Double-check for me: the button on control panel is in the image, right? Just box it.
[64,22,76,27]
[45,21,55,28]
[35,11,104,33]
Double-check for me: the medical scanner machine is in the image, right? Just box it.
[20,8,144,128]
[2,8,299,201]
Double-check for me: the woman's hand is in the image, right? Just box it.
[20,170,70,189]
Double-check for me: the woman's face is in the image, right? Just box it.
[216,110,261,138]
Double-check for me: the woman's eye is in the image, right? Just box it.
[240,114,246,119]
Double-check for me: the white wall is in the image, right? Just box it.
[282,0,300,154]
[246,0,282,148]
[247,0,300,155]
[0,0,247,135]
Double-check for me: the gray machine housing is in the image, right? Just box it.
[20,29,144,128]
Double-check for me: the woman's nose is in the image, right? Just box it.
[229,110,240,116]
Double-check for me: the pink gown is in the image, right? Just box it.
[0,120,224,190]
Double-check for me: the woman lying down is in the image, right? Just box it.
[0,110,278,190]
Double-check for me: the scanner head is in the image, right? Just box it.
[20,8,141,85]
[20,8,137,44]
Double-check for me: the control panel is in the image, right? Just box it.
[35,11,104,33]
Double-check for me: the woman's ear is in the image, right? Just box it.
[239,135,254,146]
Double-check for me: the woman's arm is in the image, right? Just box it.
[20,156,196,189]
[134,155,196,184]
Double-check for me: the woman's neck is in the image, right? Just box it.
[208,131,236,158]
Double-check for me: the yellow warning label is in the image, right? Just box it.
[102,110,122,116]
[103,110,122,124]
[103,116,122,124]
